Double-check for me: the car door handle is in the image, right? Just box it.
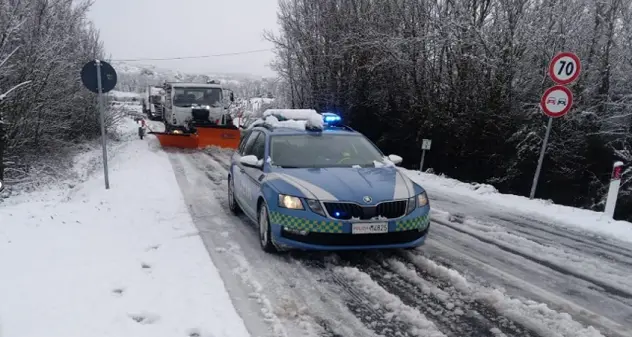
[240,168,245,173]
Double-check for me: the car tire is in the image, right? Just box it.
[258,201,277,253]
[228,176,241,215]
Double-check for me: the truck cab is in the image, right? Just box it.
[142,86,165,121]
[162,82,234,132]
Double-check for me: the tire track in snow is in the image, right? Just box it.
[423,221,630,337]
[203,147,232,171]
[485,214,632,266]
[299,252,539,337]
[432,216,632,301]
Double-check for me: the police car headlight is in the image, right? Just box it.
[406,192,429,214]
[278,194,304,210]
[406,196,416,214]
[418,192,428,207]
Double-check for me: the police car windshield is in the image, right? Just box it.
[270,134,385,168]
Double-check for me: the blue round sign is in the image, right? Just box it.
[80,60,118,94]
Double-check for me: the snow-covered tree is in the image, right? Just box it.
[0,0,107,185]
[268,0,632,220]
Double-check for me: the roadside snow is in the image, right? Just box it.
[0,118,251,337]
[403,170,632,243]
[109,90,141,99]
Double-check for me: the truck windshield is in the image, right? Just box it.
[149,95,161,104]
[270,134,385,168]
[173,87,222,107]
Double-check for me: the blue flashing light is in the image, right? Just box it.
[322,112,342,125]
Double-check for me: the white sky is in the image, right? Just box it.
[87,0,279,77]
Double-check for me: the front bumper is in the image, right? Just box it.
[269,206,430,251]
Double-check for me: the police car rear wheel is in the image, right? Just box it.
[228,176,241,214]
[258,202,276,253]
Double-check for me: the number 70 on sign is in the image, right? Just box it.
[548,52,581,85]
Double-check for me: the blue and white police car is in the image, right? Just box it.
[228,109,430,252]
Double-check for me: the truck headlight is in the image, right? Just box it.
[278,194,304,210]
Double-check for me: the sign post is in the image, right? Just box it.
[420,139,432,172]
[529,52,581,199]
[80,59,118,189]
[604,161,624,219]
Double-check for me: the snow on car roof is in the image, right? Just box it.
[248,109,325,131]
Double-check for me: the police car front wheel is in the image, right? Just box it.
[228,176,241,215]
[258,201,276,253]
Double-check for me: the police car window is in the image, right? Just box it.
[270,134,384,168]
[250,132,266,159]
[242,131,260,156]
[238,130,253,154]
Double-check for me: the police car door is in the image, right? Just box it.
[239,131,266,217]
[234,130,260,209]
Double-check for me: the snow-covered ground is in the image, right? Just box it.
[109,90,141,99]
[2,111,631,337]
[402,171,632,243]
[0,118,250,337]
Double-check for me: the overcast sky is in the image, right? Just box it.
[87,0,279,77]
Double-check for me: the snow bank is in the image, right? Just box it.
[109,90,140,99]
[403,170,632,243]
[0,119,250,337]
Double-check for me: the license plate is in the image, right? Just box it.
[352,222,388,234]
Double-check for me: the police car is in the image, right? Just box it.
[228,109,430,252]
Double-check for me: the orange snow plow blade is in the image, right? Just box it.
[196,125,241,149]
[150,132,199,149]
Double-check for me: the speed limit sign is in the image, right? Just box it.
[548,52,581,85]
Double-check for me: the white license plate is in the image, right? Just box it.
[352,222,388,234]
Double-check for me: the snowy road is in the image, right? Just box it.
[161,138,632,337]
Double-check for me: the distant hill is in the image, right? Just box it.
[111,61,281,100]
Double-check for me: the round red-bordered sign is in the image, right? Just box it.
[540,85,573,118]
[548,52,581,85]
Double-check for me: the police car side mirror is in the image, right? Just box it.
[240,155,263,169]
[0,179,4,192]
[388,154,403,165]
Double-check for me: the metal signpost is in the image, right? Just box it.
[80,60,118,189]
[529,52,581,199]
[420,139,432,172]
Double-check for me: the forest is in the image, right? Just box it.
[266,0,632,220]
[0,0,107,189]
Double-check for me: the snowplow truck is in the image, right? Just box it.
[142,86,165,121]
[149,81,240,149]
